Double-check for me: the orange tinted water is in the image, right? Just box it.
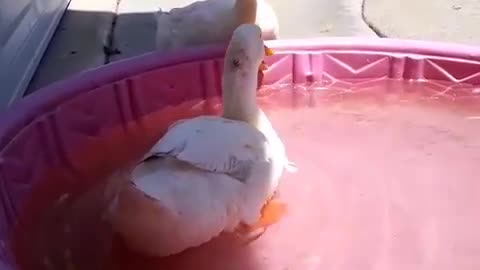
[13,79,480,270]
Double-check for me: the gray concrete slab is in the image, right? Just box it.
[108,12,157,62]
[111,0,377,62]
[109,0,159,62]
[363,0,480,45]
[26,0,117,94]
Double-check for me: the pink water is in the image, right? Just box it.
[255,81,480,270]
[14,79,480,270]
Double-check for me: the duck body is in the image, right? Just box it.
[111,115,285,256]
[110,24,294,257]
[155,0,279,51]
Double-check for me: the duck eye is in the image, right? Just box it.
[232,58,240,67]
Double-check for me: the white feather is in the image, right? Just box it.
[155,0,279,51]
[147,116,269,180]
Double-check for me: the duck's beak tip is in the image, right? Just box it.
[264,45,274,56]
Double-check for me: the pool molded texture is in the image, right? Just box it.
[1,37,480,270]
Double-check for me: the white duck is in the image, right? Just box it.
[155,0,279,51]
[110,24,296,257]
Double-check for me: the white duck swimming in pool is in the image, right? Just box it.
[109,24,296,257]
[155,0,279,51]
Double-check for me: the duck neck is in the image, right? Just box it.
[222,68,259,124]
[234,0,258,25]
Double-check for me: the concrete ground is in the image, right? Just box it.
[26,0,376,93]
[363,0,480,45]
[26,0,480,94]
[26,0,117,93]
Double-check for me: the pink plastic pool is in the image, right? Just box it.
[1,38,480,270]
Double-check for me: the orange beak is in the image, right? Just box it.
[264,45,274,56]
[259,45,274,71]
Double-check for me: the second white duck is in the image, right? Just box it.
[155,0,279,51]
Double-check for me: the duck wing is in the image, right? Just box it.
[146,116,270,182]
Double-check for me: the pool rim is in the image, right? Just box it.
[1,37,480,151]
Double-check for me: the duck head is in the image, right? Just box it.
[222,24,273,123]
